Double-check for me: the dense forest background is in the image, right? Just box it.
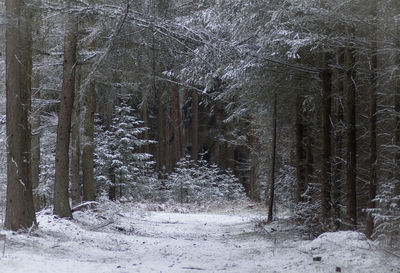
[1,0,400,246]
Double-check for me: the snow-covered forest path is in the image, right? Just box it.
[0,202,399,273]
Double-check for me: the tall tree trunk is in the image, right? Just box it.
[171,84,182,165]
[249,133,259,201]
[5,0,37,230]
[191,90,199,162]
[365,12,378,239]
[332,48,345,230]
[142,95,150,154]
[157,94,167,172]
[31,74,41,211]
[394,19,400,212]
[268,93,277,222]
[304,127,314,190]
[53,16,78,218]
[165,101,173,172]
[345,32,358,229]
[321,52,332,223]
[70,68,81,205]
[82,81,96,201]
[295,94,305,203]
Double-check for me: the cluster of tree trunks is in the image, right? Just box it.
[293,23,381,236]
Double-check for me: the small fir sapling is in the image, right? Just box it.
[94,100,156,201]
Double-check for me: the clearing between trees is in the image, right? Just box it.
[0,202,399,273]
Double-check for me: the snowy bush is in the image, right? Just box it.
[294,181,324,237]
[162,155,247,203]
[374,179,400,247]
[275,164,296,211]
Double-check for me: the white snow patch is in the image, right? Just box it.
[0,202,398,273]
[304,231,373,251]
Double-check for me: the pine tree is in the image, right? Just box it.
[94,100,155,200]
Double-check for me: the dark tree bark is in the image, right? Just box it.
[142,96,150,154]
[320,52,333,223]
[191,90,199,162]
[394,20,400,212]
[268,93,277,222]
[345,34,358,229]
[295,94,305,203]
[82,81,96,201]
[156,94,167,172]
[332,49,345,230]
[108,166,116,201]
[249,133,260,201]
[5,0,37,230]
[70,68,81,205]
[31,74,41,211]
[365,12,378,239]
[304,127,314,190]
[53,17,78,218]
[171,84,183,165]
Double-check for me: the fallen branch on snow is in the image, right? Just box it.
[71,201,99,212]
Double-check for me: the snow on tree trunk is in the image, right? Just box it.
[54,15,78,218]
[5,0,37,230]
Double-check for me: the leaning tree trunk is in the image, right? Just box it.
[320,52,333,224]
[268,93,277,222]
[345,32,358,229]
[4,0,37,230]
[82,81,96,201]
[53,16,78,218]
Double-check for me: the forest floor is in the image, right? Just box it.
[0,201,399,273]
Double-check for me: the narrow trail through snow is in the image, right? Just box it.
[0,204,399,273]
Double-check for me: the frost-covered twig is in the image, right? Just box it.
[382,248,400,259]
[81,0,131,90]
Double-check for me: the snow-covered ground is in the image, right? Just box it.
[0,202,399,273]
